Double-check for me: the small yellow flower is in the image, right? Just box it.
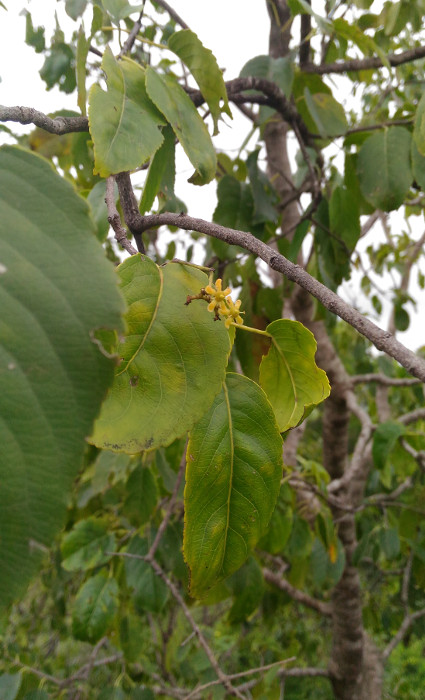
[204,278,231,305]
[221,297,244,329]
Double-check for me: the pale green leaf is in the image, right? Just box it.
[101,0,144,22]
[66,0,88,21]
[168,29,232,135]
[87,179,112,242]
[0,674,22,700]
[184,373,283,598]
[259,319,330,432]
[0,145,124,609]
[89,48,166,177]
[357,127,412,211]
[91,255,230,453]
[61,518,115,572]
[72,571,119,643]
[145,66,217,184]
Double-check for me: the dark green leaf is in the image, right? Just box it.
[228,557,264,623]
[24,11,45,53]
[184,373,283,598]
[0,146,123,609]
[372,421,405,469]
[139,125,175,214]
[357,127,412,211]
[123,463,158,527]
[125,536,169,612]
[72,571,119,642]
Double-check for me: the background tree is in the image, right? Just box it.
[1,1,425,699]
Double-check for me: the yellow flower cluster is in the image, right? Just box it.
[204,278,244,329]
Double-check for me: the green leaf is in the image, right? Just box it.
[22,692,49,700]
[0,145,123,609]
[239,55,294,98]
[24,10,45,53]
[304,88,347,138]
[414,91,425,156]
[411,139,425,191]
[145,66,217,184]
[61,518,115,572]
[168,29,232,135]
[228,557,264,623]
[286,514,312,559]
[379,527,400,559]
[139,125,175,214]
[89,48,166,177]
[40,43,76,94]
[213,175,254,231]
[247,150,278,224]
[0,674,22,700]
[76,24,90,115]
[184,373,283,598]
[123,463,158,526]
[333,17,390,68]
[87,179,112,242]
[125,536,169,612]
[357,127,412,211]
[72,571,119,643]
[372,421,405,469]
[66,0,88,20]
[101,0,144,22]
[259,320,330,432]
[91,256,230,453]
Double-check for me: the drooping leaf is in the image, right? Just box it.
[91,255,230,453]
[411,138,425,191]
[89,48,166,176]
[139,124,175,214]
[372,421,405,470]
[357,127,412,211]
[259,319,330,432]
[40,42,76,93]
[145,66,217,184]
[168,29,232,135]
[0,145,123,609]
[61,518,115,572]
[87,179,112,242]
[72,571,119,643]
[184,373,283,598]
[23,10,45,53]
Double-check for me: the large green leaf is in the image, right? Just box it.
[89,48,166,176]
[168,29,232,135]
[184,373,283,598]
[0,145,123,609]
[145,66,217,184]
[91,256,230,453]
[259,320,330,432]
[72,571,119,643]
[239,54,294,98]
[139,125,175,214]
[357,127,412,211]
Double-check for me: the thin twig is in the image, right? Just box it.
[105,176,139,255]
[263,568,332,616]
[351,374,422,387]
[383,608,425,660]
[302,45,425,75]
[118,4,146,57]
[153,0,189,29]
[146,445,186,561]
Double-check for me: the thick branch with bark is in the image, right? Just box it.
[124,208,425,382]
[303,44,425,74]
[0,105,88,133]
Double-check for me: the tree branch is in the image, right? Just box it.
[105,176,139,255]
[351,374,422,387]
[382,608,425,660]
[0,105,88,133]
[152,0,189,29]
[129,210,425,382]
[263,568,332,616]
[303,45,425,75]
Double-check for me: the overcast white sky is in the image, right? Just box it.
[0,1,424,351]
